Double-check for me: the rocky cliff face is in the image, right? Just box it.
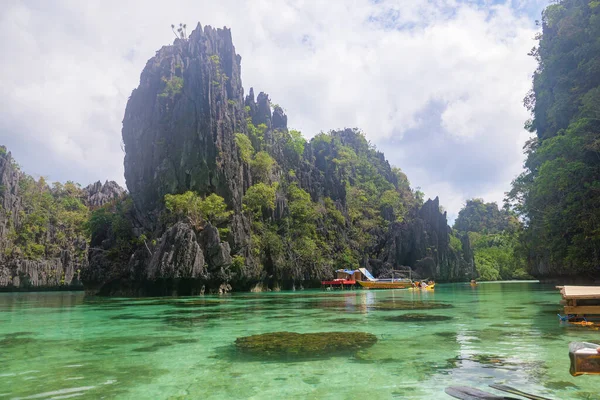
[0,254,83,290]
[83,181,126,208]
[81,24,251,295]
[371,197,474,281]
[0,147,22,254]
[0,146,126,290]
[123,25,248,240]
[83,24,473,296]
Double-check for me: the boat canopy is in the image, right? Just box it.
[335,269,357,275]
[358,268,376,281]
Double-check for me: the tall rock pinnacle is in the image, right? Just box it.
[123,24,246,229]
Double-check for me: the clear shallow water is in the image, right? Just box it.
[0,282,598,399]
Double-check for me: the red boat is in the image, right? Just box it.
[321,269,360,289]
[321,278,356,286]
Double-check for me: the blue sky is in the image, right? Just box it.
[0,0,548,222]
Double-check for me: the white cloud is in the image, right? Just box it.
[0,0,541,217]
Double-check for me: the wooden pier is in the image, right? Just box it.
[558,286,600,315]
[321,279,356,289]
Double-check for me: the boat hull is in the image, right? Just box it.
[358,281,413,289]
[321,279,356,286]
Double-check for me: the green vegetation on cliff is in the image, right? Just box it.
[454,199,519,234]
[507,0,600,278]
[87,196,135,262]
[5,177,89,262]
[243,112,417,278]
[236,126,424,283]
[455,199,528,280]
[164,192,231,230]
[0,146,126,289]
[159,76,183,98]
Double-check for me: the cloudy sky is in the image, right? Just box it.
[0,0,546,221]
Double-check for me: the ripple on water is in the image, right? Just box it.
[326,317,366,324]
[574,391,600,399]
[434,331,457,339]
[133,338,199,353]
[109,313,164,321]
[3,360,169,399]
[0,331,37,347]
[162,314,224,328]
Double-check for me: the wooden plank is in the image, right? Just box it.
[561,286,600,300]
[564,305,600,315]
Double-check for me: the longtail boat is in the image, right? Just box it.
[358,280,413,289]
[356,267,413,289]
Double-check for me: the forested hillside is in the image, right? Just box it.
[0,146,125,289]
[454,199,528,281]
[507,0,600,279]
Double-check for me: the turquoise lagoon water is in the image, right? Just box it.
[0,282,599,399]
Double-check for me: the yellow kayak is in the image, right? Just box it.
[410,283,435,290]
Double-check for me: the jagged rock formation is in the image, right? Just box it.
[147,222,207,281]
[83,181,126,208]
[375,197,474,281]
[146,222,232,284]
[123,24,247,237]
[0,254,83,289]
[0,147,22,252]
[83,24,474,296]
[0,146,126,290]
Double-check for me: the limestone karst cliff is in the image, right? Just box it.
[0,146,125,290]
[82,24,474,296]
[83,181,126,208]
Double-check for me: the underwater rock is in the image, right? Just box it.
[383,313,453,322]
[327,318,365,324]
[235,331,377,359]
[373,300,454,311]
[163,314,223,327]
[544,381,578,390]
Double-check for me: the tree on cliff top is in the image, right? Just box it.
[171,23,187,40]
[454,199,518,234]
[455,199,527,281]
[164,191,231,231]
[243,183,276,217]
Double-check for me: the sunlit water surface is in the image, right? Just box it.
[1,282,599,399]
